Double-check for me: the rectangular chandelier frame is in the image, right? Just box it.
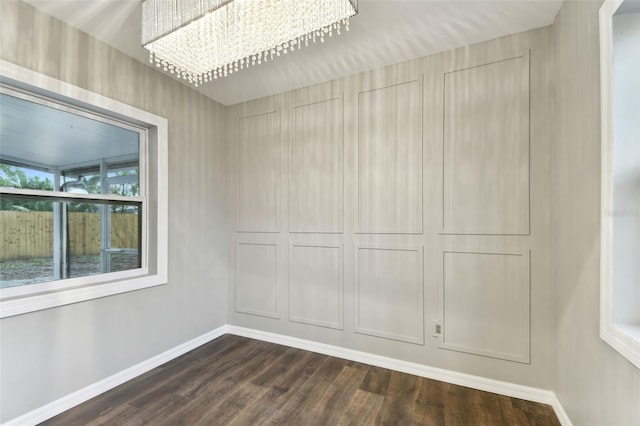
[142,0,358,86]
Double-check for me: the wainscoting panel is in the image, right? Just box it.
[355,246,424,344]
[235,242,279,318]
[441,250,530,363]
[289,97,344,233]
[236,111,280,232]
[289,244,343,329]
[228,27,555,392]
[442,53,530,235]
[356,79,423,234]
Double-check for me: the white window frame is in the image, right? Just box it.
[0,60,168,318]
[599,0,640,370]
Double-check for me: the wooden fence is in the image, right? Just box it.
[0,211,138,261]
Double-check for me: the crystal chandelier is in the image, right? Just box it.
[142,0,358,86]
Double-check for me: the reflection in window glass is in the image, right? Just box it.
[0,92,140,196]
[0,93,139,166]
[108,168,140,197]
[0,164,54,192]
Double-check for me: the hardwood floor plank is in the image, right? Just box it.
[127,393,189,426]
[442,382,467,426]
[515,398,561,426]
[177,343,287,397]
[336,389,385,426]
[412,377,446,426]
[468,387,497,426]
[84,403,139,426]
[230,351,328,424]
[42,335,560,426]
[262,356,349,425]
[359,365,392,396]
[375,371,420,425]
[126,338,264,408]
[155,377,245,426]
[193,382,269,426]
[307,365,370,424]
[250,347,306,387]
[41,336,250,426]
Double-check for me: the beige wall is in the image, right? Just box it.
[552,1,640,425]
[226,27,556,390]
[0,0,228,421]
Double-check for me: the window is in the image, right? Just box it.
[0,60,168,318]
[599,0,640,369]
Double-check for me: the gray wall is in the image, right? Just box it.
[226,27,556,390]
[3,0,640,424]
[553,1,640,424]
[0,0,228,421]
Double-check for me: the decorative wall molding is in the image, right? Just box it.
[440,249,531,363]
[440,51,531,236]
[354,245,424,344]
[235,110,281,233]
[355,77,424,234]
[234,241,280,318]
[289,96,344,234]
[288,243,344,329]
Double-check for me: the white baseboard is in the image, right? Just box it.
[5,325,572,426]
[3,325,227,426]
[551,396,573,426]
[227,325,573,426]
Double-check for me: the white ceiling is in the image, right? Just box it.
[22,0,563,106]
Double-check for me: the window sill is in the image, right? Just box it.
[601,322,640,369]
[0,272,167,318]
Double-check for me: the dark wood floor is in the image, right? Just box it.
[43,335,560,425]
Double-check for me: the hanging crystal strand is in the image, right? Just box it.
[143,0,357,85]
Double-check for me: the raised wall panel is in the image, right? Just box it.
[235,242,279,318]
[289,97,343,233]
[441,250,530,363]
[237,111,280,232]
[357,80,423,234]
[442,54,530,235]
[289,244,343,329]
[355,246,424,344]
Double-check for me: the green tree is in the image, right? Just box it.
[0,164,54,211]
[109,169,139,213]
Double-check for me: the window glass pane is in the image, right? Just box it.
[0,195,142,289]
[0,164,54,192]
[0,200,55,287]
[108,168,140,197]
[611,8,640,326]
[0,92,140,196]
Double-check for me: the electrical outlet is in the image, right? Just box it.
[432,320,442,338]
